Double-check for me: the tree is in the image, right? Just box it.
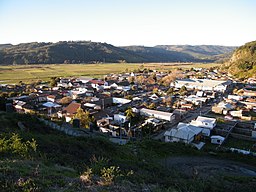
[151,72,157,82]
[152,88,158,94]
[125,107,135,120]
[128,76,135,84]
[73,107,94,128]
[125,107,135,137]
[49,77,60,87]
[180,86,187,92]
[179,86,188,96]
[59,96,73,105]
[160,69,184,86]
[163,96,173,107]
[148,103,156,109]
[136,75,145,85]
[166,87,174,96]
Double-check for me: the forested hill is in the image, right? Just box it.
[226,40,256,79]
[155,44,237,62]
[0,41,236,65]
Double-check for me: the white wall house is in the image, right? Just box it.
[171,78,231,93]
[228,95,243,101]
[190,116,216,136]
[164,123,203,143]
[210,135,225,145]
[114,114,128,124]
[112,97,131,104]
[140,108,175,122]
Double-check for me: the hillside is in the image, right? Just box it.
[1,112,256,191]
[0,41,145,65]
[0,44,12,50]
[121,46,197,62]
[226,41,256,79]
[155,45,237,62]
[0,41,235,65]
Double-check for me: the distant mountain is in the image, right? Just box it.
[226,40,256,79]
[0,44,12,50]
[121,46,197,62]
[155,45,237,62]
[0,41,236,65]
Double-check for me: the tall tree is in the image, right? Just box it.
[73,107,94,128]
[125,107,135,137]
[125,107,135,120]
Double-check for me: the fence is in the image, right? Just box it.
[38,118,90,137]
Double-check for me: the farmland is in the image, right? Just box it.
[0,63,220,84]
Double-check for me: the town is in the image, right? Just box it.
[1,66,256,154]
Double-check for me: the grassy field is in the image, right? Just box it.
[0,63,221,84]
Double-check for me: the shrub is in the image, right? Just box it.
[100,166,121,185]
[0,133,37,159]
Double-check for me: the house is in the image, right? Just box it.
[228,95,243,101]
[196,91,204,97]
[190,116,216,136]
[47,95,56,102]
[210,135,225,145]
[140,108,175,122]
[114,114,128,124]
[242,88,256,97]
[247,78,256,84]
[180,103,193,110]
[89,79,105,89]
[84,103,101,110]
[184,95,208,105]
[71,87,89,99]
[112,97,131,105]
[229,110,243,118]
[164,122,203,143]
[116,81,131,91]
[149,93,159,100]
[77,76,92,84]
[14,100,26,113]
[212,101,234,115]
[60,102,81,122]
[42,102,62,116]
[171,78,232,93]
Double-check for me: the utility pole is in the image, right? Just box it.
[200,101,202,116]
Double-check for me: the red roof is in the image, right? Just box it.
[89,79,105,85]
[64,102,81,115]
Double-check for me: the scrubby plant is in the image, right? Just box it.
[0,133,37,159]
[100,166,121,185]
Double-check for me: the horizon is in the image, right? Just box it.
[1,0,256,46]
[1,40,240,47]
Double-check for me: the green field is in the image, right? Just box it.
[0,63,221,84]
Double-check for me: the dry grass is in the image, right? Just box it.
[0,63,221,84]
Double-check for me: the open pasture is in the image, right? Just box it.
[0,63,220,84]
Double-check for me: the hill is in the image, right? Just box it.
[1,112,256,191]
[155,45,237,62]
[226,41,256,79]
[121,46,197,62]
[0,41,235,65]
[0,44,12,50]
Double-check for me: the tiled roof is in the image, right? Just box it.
[64,102,81,114]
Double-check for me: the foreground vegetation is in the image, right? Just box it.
[1,112,256,191]
[0,63,220,84]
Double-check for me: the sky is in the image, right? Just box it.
[0,0,255,46]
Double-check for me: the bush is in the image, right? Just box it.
[0,133,37,159]
[100,166,121,185]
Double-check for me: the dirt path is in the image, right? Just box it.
[161,156,256,178]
